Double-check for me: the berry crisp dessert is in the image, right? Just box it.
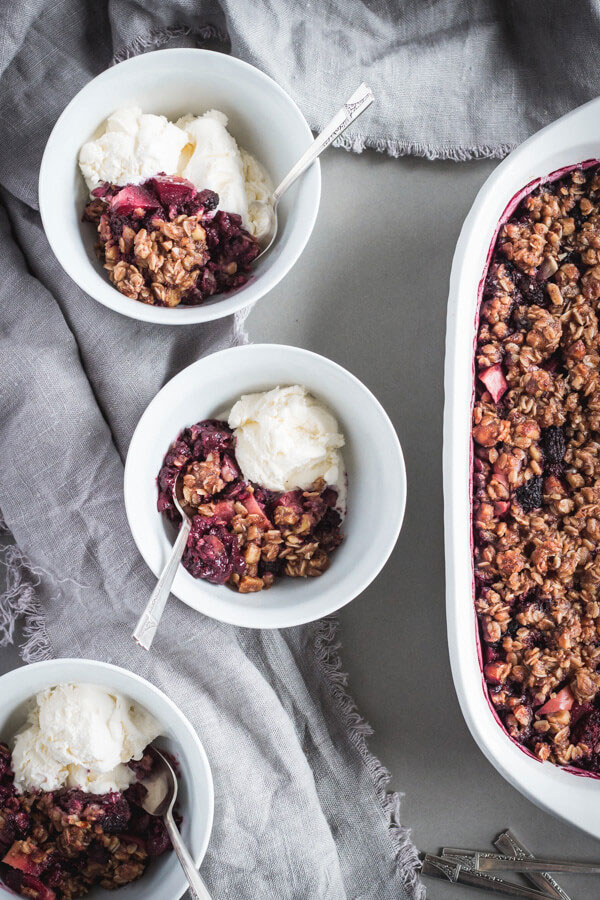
[473,162,600,774]
[83,177,260,308]
[79,107,274,309]
[157,418,344,593]
[0,684,172,899]
[0,745,171,899]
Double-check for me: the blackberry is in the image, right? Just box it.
[189,419,234,455]
[514,273,546,306]
[560,249,582,268]
[515,476,543,512]
[0,812,16,847]
[196,189,219,211]
[540,426,566,474]
[99,795,131,834]
[515,591,551,618]
[571,206,585,229]
[184,518,246,585]
[146,819,171,857]
[572,710,600,768]
[506,619,520,638]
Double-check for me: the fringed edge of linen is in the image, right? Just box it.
[111,24,227,65]
[0,302,249,666]
[0,513,52,663]
[111,26,512,163]
[313,616,426,900]
[332,132,514,161]
[0,519,425,893]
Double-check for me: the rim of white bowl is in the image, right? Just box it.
[0,658,214,878]
[124,343,406,628]
[38,48,321,325]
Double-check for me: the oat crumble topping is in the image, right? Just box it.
[474,162,600,773]
[0,744,172,899]
[83,176,259,308]
[157,420,344,593]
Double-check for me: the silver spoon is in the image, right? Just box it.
[257,82,375,258]
[132,471,191,651]
[137,747,211,900]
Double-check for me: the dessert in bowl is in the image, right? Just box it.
[124,344,406,629]
[0,660,213,900]
[157,386,346,594]
[38,48,320,324]
[80,108,272,309]
[445,96,600,838]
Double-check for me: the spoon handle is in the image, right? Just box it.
[164,810,212,900]
[132,518,191,651]
[272,82,374,204]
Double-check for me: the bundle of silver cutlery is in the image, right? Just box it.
[420,830,576,898]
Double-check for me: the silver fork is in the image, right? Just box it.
[132,471,191,651]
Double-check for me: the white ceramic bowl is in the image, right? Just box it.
[445,96,600,838]
[38,48,320,325]
[0,659,213,899]
[124,343,406,628]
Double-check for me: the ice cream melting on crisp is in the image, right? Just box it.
[12,683,161,794]
[228,385,346,494]
[79,106,274,240]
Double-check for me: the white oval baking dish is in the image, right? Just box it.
[444,96,600,838]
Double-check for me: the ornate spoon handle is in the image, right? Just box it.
[132,518,191,651]
[272,83,374,205]
[495,831,570,900]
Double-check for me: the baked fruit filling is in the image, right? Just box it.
[157,419,344,593]
[473,162,600,773]
[0,744,172,899]
[83,176,260,307]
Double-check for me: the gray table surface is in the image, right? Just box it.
[2,149,600,899]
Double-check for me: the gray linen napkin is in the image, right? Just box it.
[0,3,425,898]
[2,0,600,206]
[0,188,424,896]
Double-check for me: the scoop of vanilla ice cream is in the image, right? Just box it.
[241,148,275,240]
[178,110,249,225]
[228,385,345,492]
[79,106,189,191]
[65,763,137,795]
[79,106,274,237]
[102,106,142,138]
[12,684,161,794]
[11,722,68,792]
